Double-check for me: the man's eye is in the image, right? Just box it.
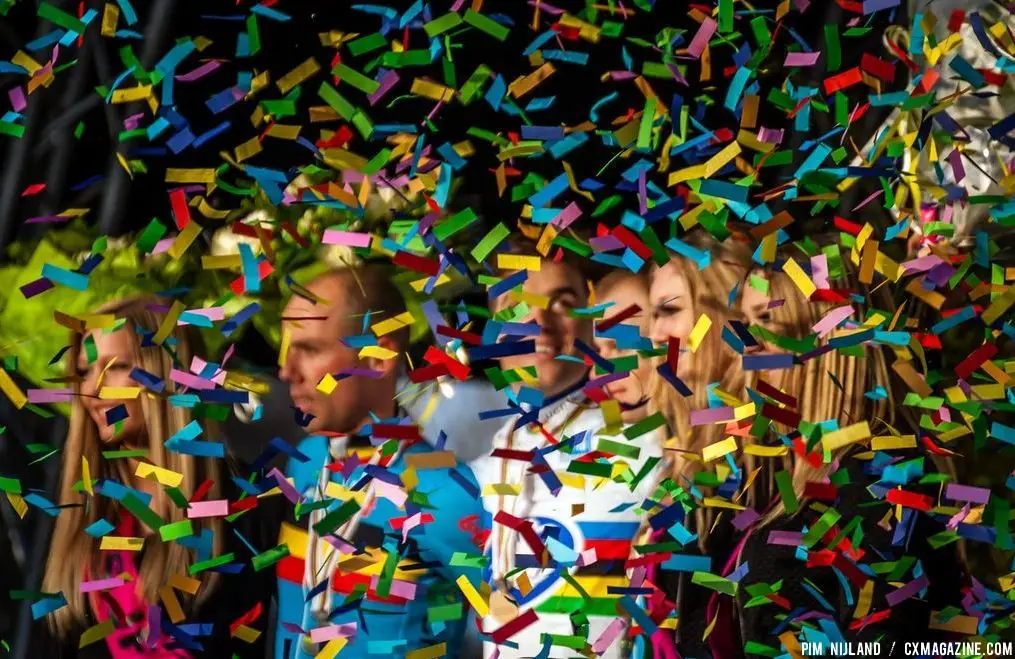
[75,367,89,378]
[550,297,576,313]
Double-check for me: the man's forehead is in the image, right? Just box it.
[523,260,584,292]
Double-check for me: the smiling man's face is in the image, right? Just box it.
[496,259,592,398]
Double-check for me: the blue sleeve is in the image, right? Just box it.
[411,457,486,589]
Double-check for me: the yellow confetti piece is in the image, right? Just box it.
[99,536,144,551]
[201,254,243,269]
[159,585,186,623]
[266,124,302,140]
[232,625,261,643]
[11,50,42,74]
[359,345,398,360]
[687,314,712,352]
[743,444,789,457]
[482,483,522,496]
[315,638,348,659]
[496,253,542,271]
[410,78,456,102]
[168,573,201,595]
[98,386,141,399]
[82,457,93,496]
[853,581,874,619]
[6,493,27,519]
[167,221,202,260]
[235,136,263,162]
[928,613,978,635]
[510,290,550,310]
[781,257,816,299]
[110,85,151,103]
[277,57,321,94]
[152,300,185,346]
[508,62,556,99]
[406,643,446,659]
[456,575,489,617]
[701,437,737,462]
[777,631,805,659]
[871,435,917,451]
[279,326,292,368]
[165,168,217,184]
[136,463,184,488]
[903,278,946,310]
[821,421,872,452]
[371,311,414,337]
[100,3,119,37]
[982,285,1015,326]
[316,373,338,395]
[0,370,27,409]
[78,620,115,649]
[702,497,746,510]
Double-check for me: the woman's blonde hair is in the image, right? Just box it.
[646,232,752,549]
[42,296,225,638]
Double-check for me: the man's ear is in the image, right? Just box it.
[364,335,403,376]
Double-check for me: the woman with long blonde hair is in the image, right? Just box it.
[664,235,964,656]
[33,296,276,659]
[630,230,752,658]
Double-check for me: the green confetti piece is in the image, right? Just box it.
[247,14,260,56]
[0,476,21,494]
[347,33,387,57]
[551,235,592,258]
[623,412,666,440]
[37,2,87,34]
[801,508,841,549]
[747,273,770,294]
[252,544,291,572]
[596,438,641,460]
[433,207,478,241]
[158,520,194,542]
[333,63,381,95]
[637,96,656,149]
[313,499,361,536]
[83,334,97,364]
[164,487,189,509]
[318,81,356,120]
[427,602,463,623]
[122,494,165,531]
[718,0,733,33]
[463,9,509,41]
[774,470,799,514]
[750,16,771,48]
[692,571,737,596]
[450,552,488,569]
[424,12,463,38]
[189,552,236,575]
[543,634,586,649]
[351,109,375,139]
[78,619,115,649]
[471,222,510,263]
[567,461,614,478]
[361,147,392,175]
[824,24,841,71]
[381,49,432,68]
[0,122,25,138]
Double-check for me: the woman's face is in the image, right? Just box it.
[649,261,695,381]
[593,276,653,415]
[741,270,786,389]
[76,328,147,445]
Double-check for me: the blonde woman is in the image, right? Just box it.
[631,231,751,658]
[692,238,963,655]
[33,297,276,659]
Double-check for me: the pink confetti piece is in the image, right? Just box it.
[309,623,358,644]
[552,201,583,230]
[732,507,760,531]
[322,229,373,247]
[576,547,598,567]
[187,500,230,518]
[178,307,226,325]
[592,618,627,654]
[175,60,222,82]
[901,254,944,275]
[370,575,417,599]
[758,127,784,144]
[810,305,854,337]
[169,368,216,390]
[151,237,174,255]
[267,467,302,504]
[80,576,125,593]
[8,86,26,112]
[367,70,400,106]
[947,503,971,530]
[767,530,803,546]
[783,52,821,67]
[810,254,829,289]
[27,388,73,403]
[687,18,717,58]
[689,406,734,426]
[401,511,425,543]
[373,479,408,508]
